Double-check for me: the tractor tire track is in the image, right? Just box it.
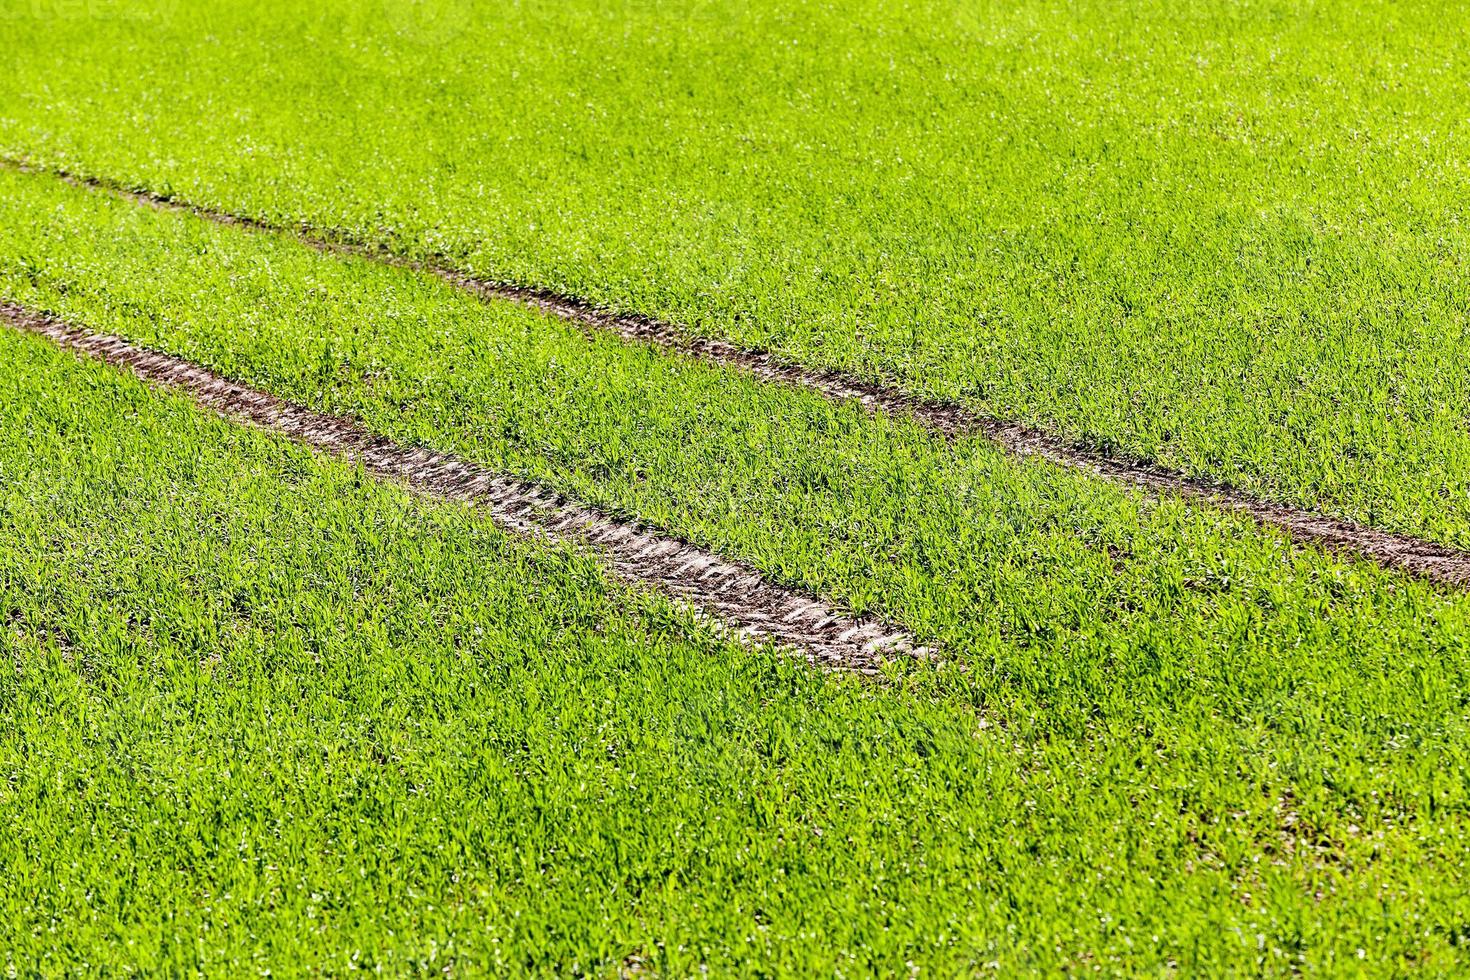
[1,302,925,673]
[8,157,1470,587]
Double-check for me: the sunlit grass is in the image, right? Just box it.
[4,164,1470,971]
[3,0,1469,542]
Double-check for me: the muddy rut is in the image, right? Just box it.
[1,303,924,672]
[7,157,1470,587]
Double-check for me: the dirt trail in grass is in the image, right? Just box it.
[9,157,1470,588]
[0,302,924,672]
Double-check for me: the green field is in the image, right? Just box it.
[5,0,1470,973]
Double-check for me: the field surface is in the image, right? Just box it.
[4,0,1470,974]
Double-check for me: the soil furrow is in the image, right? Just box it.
[0,302,925,673]
[7,157,1470,586]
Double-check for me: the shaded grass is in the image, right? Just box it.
[2,0,1470,542]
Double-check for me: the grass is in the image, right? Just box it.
[6,0,1470,971]
[0,327,1433,976]
[2,0,1470,546]
[5,327,1014,975]
[6,163,1470,970]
